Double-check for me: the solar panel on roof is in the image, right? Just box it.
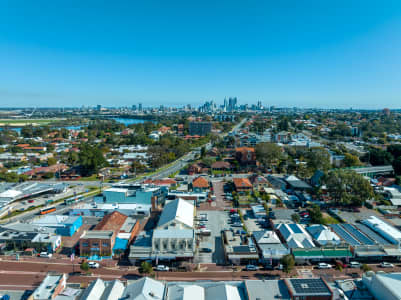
[356,224,391,245]
[330,224,361,246]
[289,279,331,295]
[342,224,375,245]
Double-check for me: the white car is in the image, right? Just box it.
[380,262,394,268]
[350,262,361,268]
[88,261,100,268]
[155,265,169,271]
[317,263,332,269]
[39,252,52,258]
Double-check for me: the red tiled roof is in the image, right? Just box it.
[211,161,231,169]
[235,147,255,153]
[192,176,209,188]
[94,211,127,234]
[233,178,253,188]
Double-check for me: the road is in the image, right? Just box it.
[0,257,397,290]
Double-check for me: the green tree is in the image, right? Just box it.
[277,117,289,131]
[366,148,393,166]
[280,254,295,273]
[47,157,57,166]
[140,261,153,274]
[305,148,331,173]
[255,142,282,168]
[392,157,401,176]
[80,261,89,272]
[308,204,324,224]
[323,170,374,206]
[343,153,362,167]
[78,144,107,176]
[291,213,300,223]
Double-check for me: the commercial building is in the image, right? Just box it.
[306,224,341,246]
[79,278,125,300]
[188,122,212,136]
[94,185,166,210]
[284,278,333,300]
[275,223,315,249]
[362,215,401,245]
[80,211,139,258]
[31,215,82,236]
[253,230,290,264]
[151,199,195,261]
[363,272,401,300]
[30,273,67,300]
[69,202,151,217]
[0,222,62,253]
[222,230,259,265]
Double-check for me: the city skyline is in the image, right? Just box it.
[0,1,401,108]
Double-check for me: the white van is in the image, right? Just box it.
[350,261,360,268]
[39,252,52,258]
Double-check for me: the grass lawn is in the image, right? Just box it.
[0,119,62,126]
[322,213,340,224]
[79,174,99,181]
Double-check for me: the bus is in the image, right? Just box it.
[40,207,56,215]
[64,195,83,205]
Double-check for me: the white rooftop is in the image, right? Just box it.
[157,198,194,229]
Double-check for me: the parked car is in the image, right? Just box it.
[245,265,259,271]
[39,252,52,258]
[155,265,169,271]
[200,248,212,253]
[380,262,394,268]
[350,262,361,268]
[317,263,332,269]
[232,222,243,227]
[88,261,100,268]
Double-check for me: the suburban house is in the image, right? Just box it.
[233,178,253,194]
[191,176,209,193]
[235,147,256,166]
[248,174,269,191]
[211,161,231,172]
[188,162,208,175]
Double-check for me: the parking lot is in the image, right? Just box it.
[242,209,263,233]
[334,207,382,224]
[195,210,230,264]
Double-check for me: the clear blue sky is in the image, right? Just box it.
[0,0,401,108]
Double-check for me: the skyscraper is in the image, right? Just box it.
[228,97,237,111]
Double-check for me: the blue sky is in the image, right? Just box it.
[0,1,401,108]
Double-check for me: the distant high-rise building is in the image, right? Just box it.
[138,103,143,112]
[96,104,102,111]
[383,108,391,117]
[132,105,137,111]
[228,97,237,111]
